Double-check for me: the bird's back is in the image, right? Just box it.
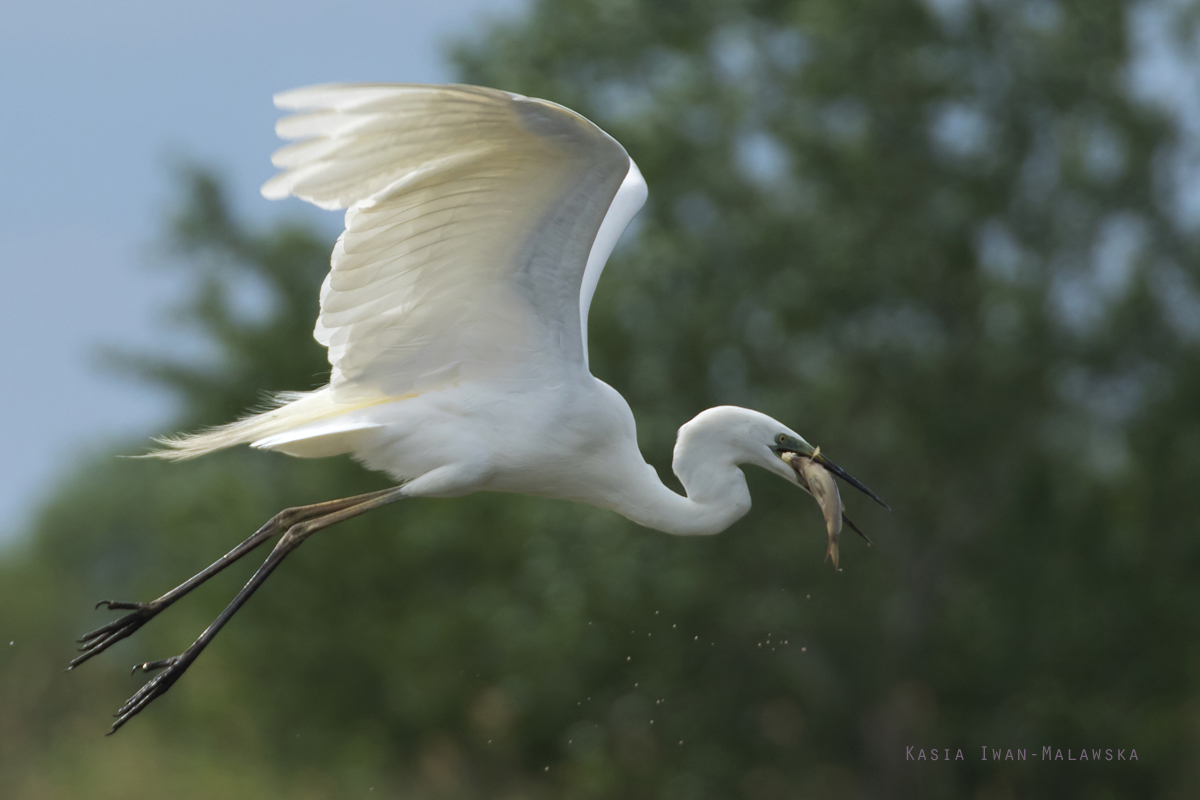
[318,373,654,506]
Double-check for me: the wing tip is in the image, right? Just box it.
[272,82,469,112]
[260,173,292,201]
[273,83,349,110]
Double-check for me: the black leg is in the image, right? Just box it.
[107,486,406,734]
[70,487,400,670]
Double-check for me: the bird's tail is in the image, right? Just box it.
[144,388,352,460]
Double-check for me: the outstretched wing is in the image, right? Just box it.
[262,83,647,399]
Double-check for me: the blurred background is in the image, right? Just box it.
[2,0,1199,797]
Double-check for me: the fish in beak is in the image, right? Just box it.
[782,452,845,568]
[779,447,882,570]
[770,436,889,511]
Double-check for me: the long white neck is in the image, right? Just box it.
[613,456,751,536]
[605,414,759,537]
[572,401,799,537]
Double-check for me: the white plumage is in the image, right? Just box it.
[158,84,645,460]
[154,81,882,532]
[77,84,884,732]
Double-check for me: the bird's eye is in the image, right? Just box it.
[776,434,788,445]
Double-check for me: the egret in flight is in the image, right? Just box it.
[70,84,886,732]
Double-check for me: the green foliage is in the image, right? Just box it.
[3,0,1199,797]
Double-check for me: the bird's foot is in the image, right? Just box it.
[109,652,195,734]
[69,600,164,670]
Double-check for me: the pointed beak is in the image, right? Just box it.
[809,451,890,510]
[772,440,889,509]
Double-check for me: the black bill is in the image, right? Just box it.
[841,510,873,545]
[812,452,890,511]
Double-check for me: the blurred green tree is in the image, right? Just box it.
[3,0,1199,797]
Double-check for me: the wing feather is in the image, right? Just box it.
[263,83,645,398]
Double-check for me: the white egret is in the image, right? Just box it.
[70,84,886,732]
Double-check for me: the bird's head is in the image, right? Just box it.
[767,432,887,508]
[676,407,887,565]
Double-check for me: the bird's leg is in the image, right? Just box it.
[70,487,400,670]
[107,486,406,734]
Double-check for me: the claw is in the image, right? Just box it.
[69,601,161,669]
[132,657,178,675]
[109,653,193,734]
[95,600,142,611]
[78,614,137,643]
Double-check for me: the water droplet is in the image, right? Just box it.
[801,646,807,652]
[679,740,684,745]
[806,594,810,599]
[544,766,550,772]
[626,656,631,661]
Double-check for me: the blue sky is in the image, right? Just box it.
[0,0,523,540]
